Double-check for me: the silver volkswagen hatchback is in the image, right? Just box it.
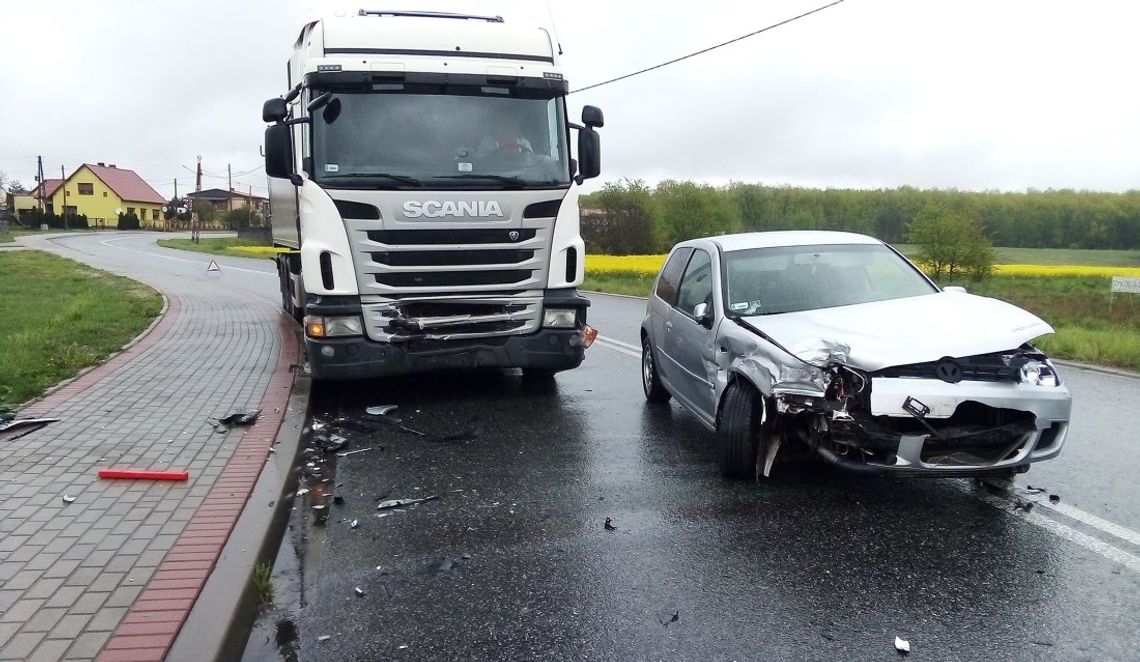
[640,231,1071,479]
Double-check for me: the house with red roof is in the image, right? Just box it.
[41,163,167,228]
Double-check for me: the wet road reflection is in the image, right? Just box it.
[295,354,1139,661]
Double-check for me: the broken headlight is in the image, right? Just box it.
[1020,360,1060,387]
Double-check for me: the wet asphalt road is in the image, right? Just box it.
[296,294,1140,661]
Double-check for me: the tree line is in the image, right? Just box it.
[580,180,1140,254]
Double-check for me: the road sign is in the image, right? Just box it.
[207,259,221,273]
[1111,276,1140,294]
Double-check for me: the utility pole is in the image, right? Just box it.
[60,165,69,230]
[36,156,45,213]
[193,155,202,243]
[227,163,233,212]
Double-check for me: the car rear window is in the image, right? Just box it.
[655,246,693,306]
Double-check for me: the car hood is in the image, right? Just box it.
[742,291,1054,372]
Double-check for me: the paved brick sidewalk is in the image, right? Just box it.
[0,235,297,661]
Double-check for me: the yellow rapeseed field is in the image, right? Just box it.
[584,254,1140,279]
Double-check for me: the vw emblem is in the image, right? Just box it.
[508,230,520,242]
[934,357,963,383]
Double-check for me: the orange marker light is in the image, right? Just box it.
[579,325,598,348]
[303,316,326,338]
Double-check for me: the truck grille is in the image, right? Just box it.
[360,294,543,342]
[376,270,532,288]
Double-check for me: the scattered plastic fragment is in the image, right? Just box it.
[62,495,76,504]
[1049,494,1060,503]
[895,636,910,655]
[604,517,617,531]
[336,448,374,458]
[1012,499,1034,512]
[659,611,679,627]
[333,493,345,505]
[461,554,471,560]
[0,416,60,433]
[99,469,189,481]
[1025,485,1047,494]
[350,519,359,529]
[366,405,398,416]
[354,587,365,597]
[296,488,310,496]
[209,410,260,433]
[318,635,331,642]
[376,495,439,511]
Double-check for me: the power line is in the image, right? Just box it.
[569,0,846,95]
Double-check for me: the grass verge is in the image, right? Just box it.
[157,237,287,260]
[585,271,1140,370]
[0,251,163,411]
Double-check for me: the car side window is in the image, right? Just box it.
[654,247,693,306]
[675,249,713,317]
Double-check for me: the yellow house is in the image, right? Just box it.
[47,163,166,228]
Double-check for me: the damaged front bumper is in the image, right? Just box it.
[811,377,1071,475]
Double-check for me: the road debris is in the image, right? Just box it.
[377,495,439,511]
[895,636,910,655]
[209,410,260,433]
[296,488,310,496]
[336,448,374,458]
[1025,485,1048,494]
[0,415,60,433]
[62,494,76,504]
[318,635,331,642]
[354,587,365,597]
[98,469,189,481]
[366,405,398,416]
[1049,494,1061,503]
[659,611,679,627]
[350,519,359,529]
[1012,499,1034,512]
[604,517,617,531]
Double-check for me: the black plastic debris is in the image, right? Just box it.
[659,611,679,627]
[604,517,617,531]
[1049,494,1061,503]
[376,495,439,511]
[209,410,260,433]
[320,434,349,454]
[1013,499,1034,512]
[1025,485,1048,494]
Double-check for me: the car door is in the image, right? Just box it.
[648,247,692,388]
[665,248,719,423]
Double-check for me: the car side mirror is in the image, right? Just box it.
[265,124,294,181]
[692,302,712,327]
[943,286,967,294]
[263,98,287,123]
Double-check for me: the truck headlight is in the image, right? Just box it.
[304,315,363,338]
[1020,360,1060,387]
[542,309,578,329]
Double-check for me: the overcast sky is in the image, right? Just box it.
[3,0,1139,198]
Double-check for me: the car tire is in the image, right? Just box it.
[718,381,764,480]
[642,336,671,403]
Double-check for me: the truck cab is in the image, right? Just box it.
[263,10,602,380]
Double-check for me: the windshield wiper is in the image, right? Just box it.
[435,174,529,188]
[321,173,423,188]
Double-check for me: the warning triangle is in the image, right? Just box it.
[207,259,221,272]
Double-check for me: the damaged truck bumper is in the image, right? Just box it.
[814,377,1072,476]
[306,328,587,379]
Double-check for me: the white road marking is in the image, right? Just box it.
[969,486,1140,574]
[1035,499,1140,549]
[98,236,276,277]
[595,335,640,358]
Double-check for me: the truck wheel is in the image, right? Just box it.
[642,336,671,403]
[717,382,765,480]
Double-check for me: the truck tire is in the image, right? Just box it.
[717,382,764,480]
[641,336,671,403]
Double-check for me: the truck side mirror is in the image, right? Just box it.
[576,129,600,183]
[263,98,287,123]
[265,124,294,180]
[582,105,604,128]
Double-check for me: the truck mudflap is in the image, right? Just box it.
[305,328,588,380]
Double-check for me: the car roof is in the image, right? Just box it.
[699,231,884,252]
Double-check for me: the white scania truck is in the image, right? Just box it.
[263,9,604,380]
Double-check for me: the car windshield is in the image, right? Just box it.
[723,243,937,315]
[311,86,570,189]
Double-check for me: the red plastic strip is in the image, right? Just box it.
[98,469,190,481]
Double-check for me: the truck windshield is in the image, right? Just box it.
[312,88,570,189]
